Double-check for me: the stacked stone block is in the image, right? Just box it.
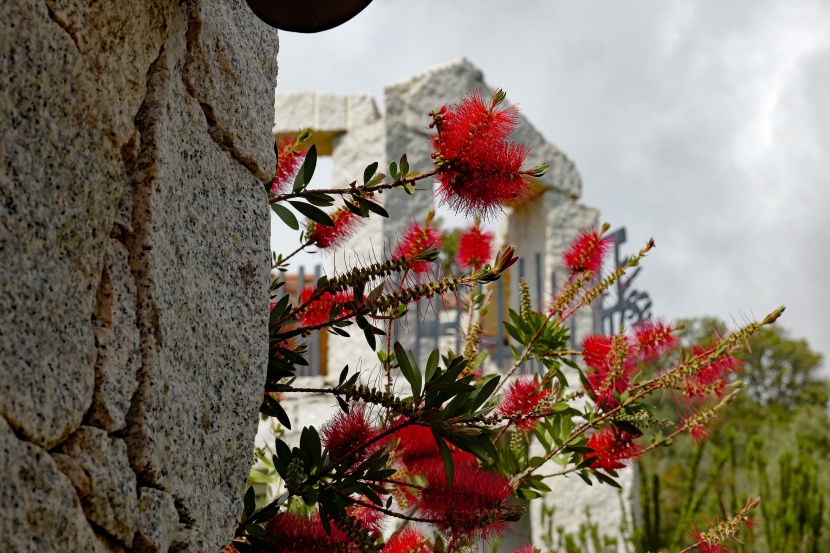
[0,1,276,551]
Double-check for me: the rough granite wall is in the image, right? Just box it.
[0,1,276,551]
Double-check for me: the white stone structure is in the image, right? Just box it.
[272,59,633,550]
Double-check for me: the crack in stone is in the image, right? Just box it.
[181,1,270,184]
[43,0,81,53]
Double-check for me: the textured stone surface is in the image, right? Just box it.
[0,0,176,449]
[0,417,100,553]
[55,426,138,546]
[133,487,179,553]
[87,239,140,432]
[182,0,278,182]
[2,0,275,550]
[123,6,271,551]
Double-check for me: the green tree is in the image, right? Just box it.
[636,321,829,553]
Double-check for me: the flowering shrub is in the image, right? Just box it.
[230,90,782,553]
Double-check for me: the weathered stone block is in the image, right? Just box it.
[182,0,279,182]
[55,426,139,546]
[0,417,100,553]
[0,0,177,449]
[132,487,179,553]
[123,6,271,551]
[87,239,140,432]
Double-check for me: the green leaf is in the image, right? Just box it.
[242,486,256,521]
[300,426,322,466]
[432,430,454,489]
[400,154,409,176]
[304,192,334,206]
[389,161,398,179]
[293,144,317,192]
[260,396,291,429]
[271,203,299,230]
[468,375,501,414]
[394,342,421,398]
[357,197,389,218]
[289,201,334,227]
[425,349,440,383]
[363,324,377,351]
[363,162,378,184]
[338,365,349,386]
[612,420,643,436]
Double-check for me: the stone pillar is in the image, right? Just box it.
[0,1,276,551]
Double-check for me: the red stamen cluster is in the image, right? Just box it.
[497,376,552,432]
[431,89,534,219]
[584,427,643,473]
[563,228,613,274]
[681,347,741,398]
[298,286,354,328]
[321,404,381,464]
[456,222,495,270]
[382,529,430,553]
[307,206,362,250]
[583,334,637,409]
[265,511,352,552]
[272,135,307,195]
[633,320,679,362]
[417,460,514,541]
[392,223,443,274]
[391,423,476,474]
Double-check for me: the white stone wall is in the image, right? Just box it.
[0,2,276,551]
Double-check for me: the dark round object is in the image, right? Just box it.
[245,0,374,33]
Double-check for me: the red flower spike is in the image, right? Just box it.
[298,286,354,328]
[563,228,613,274]
[382,529,431,553]
[513,546,537,553]
[456,222,495,270]
[308,206,362,250]
[320,404,381,464]
[584,427,642,473]
[583,334,637,409]
[390,423,476,474]
[633,320,679,362]
[431,89,535,219]
[417,460,514,541]
[265,511,352,553]
[392,223,443,274]
[497,376,552,432]
[272,135,307,195]
[681,347,741,398]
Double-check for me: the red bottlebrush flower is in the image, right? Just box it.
[583,334,637,409]
[392,222,443,274]
[307,205,362,250]
[563,228,613,274]
[431,89,536,219]
[417,460,514,541]
[456,221,495,270]
[633,320,679,362]
[265,511,352,552]
[320,404,381,464]
[390,423,476,474]
[585,427,643,473]
[513,546,537,553]
[298,286,355,328]
[497,376,552,432]
[681,347,741,398]
[382,529,431,553]
[272,134,307,195]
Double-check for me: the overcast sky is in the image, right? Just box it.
[271,0,830,370]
